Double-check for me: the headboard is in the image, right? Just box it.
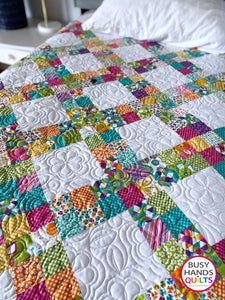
[74,0,103,11]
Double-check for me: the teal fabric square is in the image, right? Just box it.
[214,160,225,179]
[160,207,192,239]
[117,148,137,167]
[119,77,133,86]
[100,129,121,143]
[55,208,84,240]
[0,179,18,202]
[99,194,126,219]
[17,186,47,213]
[214,127,225,142]
[49,135,66,149]
[0,113,17,127]
[76,96,94,108]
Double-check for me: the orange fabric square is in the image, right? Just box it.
[116,104,133,115]
[12,256,44,294]
[144,85,160,95]
[91,144,115,162]
[39,125,61,138]
[213,278,225,300]
[70,185,96,209]
[45,267,81,300]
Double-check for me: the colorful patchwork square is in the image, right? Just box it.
[26,204,53,232]
[156,238,187,273]
[99,193,126,219]
[39,243,70,279]
[128,199,156,227]
[213,277,225,300]
[117,184,145,208]
[202,130,224,147]
[160,207,192,239]
[16,281,50,300]
[188,136,211,152]
[12,256,43,294]
[178,225,209,256]
[200,147,224,165]
[45,267,81,300]
[174,141,196,159]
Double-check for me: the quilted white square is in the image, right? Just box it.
[12,95,69,131]
[181,92,225,130]
[83,81,137,110]
[114,44,152,62]
[46,32,80,47]
[0,60,45,88]
[0,270,16,300]
[142,65,191,91]
[63,211,169,300]
[116,115,183,160]
[60,53,103,73]
[190,54,225,75]
[32,142,104,201]
[162,167,225,245]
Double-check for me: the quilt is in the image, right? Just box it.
[0,21,225,300]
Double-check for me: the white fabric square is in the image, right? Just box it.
[162,167,225,245]
[12,95,69,131]
[114,44,152,62]
[60,53,103,73]
[46,32,80,47]
[190,54,225,75]
[0,269,16,300]
[181,92,225,130]
[142,65,191,91]
[0,60,45,88]
[32,142,104,201]
[83,81,137,110]
[63,211,168,300]
[116,115,183,160]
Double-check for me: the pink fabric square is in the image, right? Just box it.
[26,203,53,232]
[18,172,41,194]
[122,112,140,124]
[17,281,50,300]
[213,238,225,263]
[200,147,224,165]
[117,184,145,208]
[176,126,198,140]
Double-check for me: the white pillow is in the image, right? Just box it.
[82,0,225,54]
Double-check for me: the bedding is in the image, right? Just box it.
[83,0,225,54]
[0,21,225,300]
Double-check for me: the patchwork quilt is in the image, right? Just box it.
[0,21,225,300]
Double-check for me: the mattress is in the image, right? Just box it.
[0,21,225,300]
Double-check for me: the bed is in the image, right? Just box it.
[0,4,225,300]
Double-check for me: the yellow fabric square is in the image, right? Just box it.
[0,244,9,272]
[188,136,211,152]
[28,140,50,157]
[2,214,30,243]
[9,93,25,105]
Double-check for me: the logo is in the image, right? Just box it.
[181,256,217,292]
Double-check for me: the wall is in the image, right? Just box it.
[23,0,81,24]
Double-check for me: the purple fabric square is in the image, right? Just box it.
[122,112,140,124]
[17,281,50,300]
[79,48,89,54]
[26,203,53,232]
[132,89,148,99]
[189,122,211,135]
[135,66,147,73]
[182,61,193,67]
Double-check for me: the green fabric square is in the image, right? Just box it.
[0,160,34,183]
[100,129,121,143]
[39,242,70,278]
[147,190,176,216]
[158,149,181,165]
[160,207,192,239]
[156,238,187,273]
[214,127,225,142]
[62,129,81,145]
[186,153,209,173]
[214,160,225,179]
[99,194,126,219]
[55,208,84,240]
[85,134,104,150]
